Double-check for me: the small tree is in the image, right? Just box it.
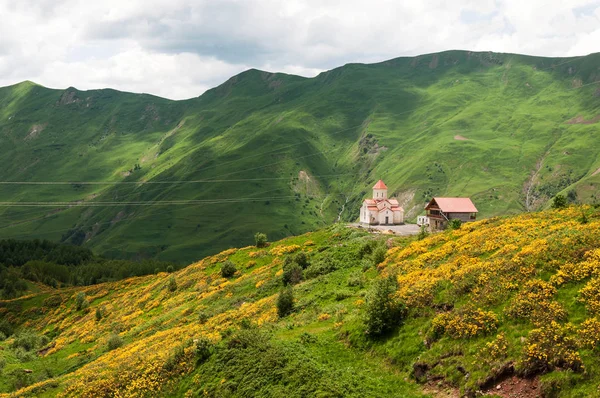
[195,336,214,363]
[364,276,406,337]
[294,251,310,269]
[254,232,268,248]
[168,275,178,292]
[277,287,294,318]
[220,261,237,278]
[371,246,387,265]
[552,194,567,209]
[107,334,123,351]
[75,292,89,311]
[282,262,303,286]
[417,225,429,240]
[95,308,103,321]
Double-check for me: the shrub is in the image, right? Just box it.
[198,311,210,324]
[195,336,214,363]
[304,257,337,279]
[364,276,406,337]
[11,330,47,352]
[0,357,5,370]
[0,319,13,337]
[417,225,429,240]
[168,275,178,292]
[282,262,303,286]
[521,321,582,375]
[43,295,63,308]
[431,306,498,339]
[221,261,237,278]
[371,246,387,265]
[0,331,6,341]
[107,334,124,351]
[449,219,462,230]
[95,308,103,321]
[166,265,174,273]
[347,271,364,287]
[552,194,567,209]
[577,317,600,349]
[164,345,186,372]
[294,251,310,269]
[14,347,36,362]
[254,232,268,248]
[277,287,294,318]
[75,292,88,311]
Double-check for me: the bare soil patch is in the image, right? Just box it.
[592,167,600,177]
[25,123,47,140]
[482,376,541,397]
[454,135,468,141]
[566,114,600,124]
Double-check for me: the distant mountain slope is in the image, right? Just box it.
[0,50,599,262]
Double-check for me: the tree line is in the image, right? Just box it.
[0,239,180,299]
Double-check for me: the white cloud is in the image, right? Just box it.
[0,0,598,99]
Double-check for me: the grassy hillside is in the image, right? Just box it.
[0,51,599,262]
[1,206,600,397]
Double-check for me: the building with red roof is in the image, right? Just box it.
[360,180,404,225]
[423,197,478,230]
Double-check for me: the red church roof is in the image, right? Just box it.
[373,180,388,189]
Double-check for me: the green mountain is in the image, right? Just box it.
[0,51,599,262]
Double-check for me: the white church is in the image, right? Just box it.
[360,180,404,225]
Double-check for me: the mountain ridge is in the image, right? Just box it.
[0,49,599,262]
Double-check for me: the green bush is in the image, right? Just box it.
[304,257,337,279]
[220,261,237,278]
[254,232,268,248]
[294,251,310,269]
[95,308,103,321]
[552,194,567,209]
[11,330,48,352]
[371,246,387,265]
[347,271,364,287]
[449,219,462,230]
[0,331,6,341]
[14,347,36,362]
[168,275,178,292]
[282,262,303,286]
[107,334,124,351]
[198,311,210,324]
[0,357,6,370]
[0,319,13,337]
[43,295,63,308]
[417,225,429,240]
[364,276,406,337]
[75,292,88,311]
[277,287,294,318]
[164,345,186,371]
[195,336,214,363]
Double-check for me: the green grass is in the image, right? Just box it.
[0,51,599,263]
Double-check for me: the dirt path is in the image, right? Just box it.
[348,223,421,236]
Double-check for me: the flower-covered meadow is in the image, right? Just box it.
[1,206,600,397]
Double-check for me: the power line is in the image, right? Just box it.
[0,173,352,186]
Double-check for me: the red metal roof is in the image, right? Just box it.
[426,197,478,213]
[372,180,388,189]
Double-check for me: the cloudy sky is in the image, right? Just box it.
[1,0,599,99]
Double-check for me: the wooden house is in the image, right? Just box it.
[424,197,478,230]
